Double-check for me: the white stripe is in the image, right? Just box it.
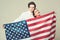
[28,18,56,30]
[30,23,56,34]
[48,27,56,38]
[30,27,55,39]
[27,14,54,24]
[30,32,50,39]
[30,26,51,34]
[48,34,55,39]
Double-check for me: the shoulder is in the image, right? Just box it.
[22,11,29,14]
[21,11,29,15]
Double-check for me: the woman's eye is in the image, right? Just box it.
[38,12,40,13]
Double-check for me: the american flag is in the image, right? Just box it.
[4,11,56,40]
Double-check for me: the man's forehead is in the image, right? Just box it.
[30,4,34,7]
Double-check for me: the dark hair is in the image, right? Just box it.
[28,1,36,8]
[33,11,36,17]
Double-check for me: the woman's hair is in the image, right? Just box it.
[32,11,36,17]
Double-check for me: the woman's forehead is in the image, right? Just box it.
[34,9,38,12]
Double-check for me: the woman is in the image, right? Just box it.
[33,9,41,18]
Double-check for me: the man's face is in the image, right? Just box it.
[29,4,35,12]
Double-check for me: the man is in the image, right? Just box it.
[13,1,36,40]
[13,1,36,22]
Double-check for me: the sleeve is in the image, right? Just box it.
[12,12,25,22]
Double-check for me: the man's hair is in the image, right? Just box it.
[28,1,36,8]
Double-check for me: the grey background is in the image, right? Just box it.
[0,0,60,40]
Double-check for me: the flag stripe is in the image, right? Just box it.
[26,11,55,22]
[31,30,55,40]
[30,25,56,37]
[29,18,56,32]
[27,11,56,40]
[30,23,56,35]
[28,15,55,27]
[27,13,54,25]
[28,18,56,30]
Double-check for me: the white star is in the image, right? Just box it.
[23,27,25,29]
[14,25,16,27]
[17,30,19,32]
[23,36,25,38]
[19,23,21,25]
[24,31,25,32]
[19,28,20,30]
[11,35,12,37]
[18,34,20,35]
[15,23,17,25]
[23,21,25,24]
[13,36,15,38]
[10,32,11,33]
[16,32,17,34]
[6,26,8,28]
[9,37,11,39]
[24,25,26,27]
[18,24,20,26]
[15,34,16,36]
[8,28,10,30]
[12,33,14,34]
[22,24,23,25]
[17,36,19,37]
[21,35,22,37]
[20,32,21,33]
[22,33,24,34]
[16,38,17,39]
[13,31,15,33]
[11,24,14,26]
[25,28,27,30]
[7,36,8,37]
[26,32,28,34]
[12,28,14,30]
[7,24,9,26]
[21,29,23,31]
[7,30,9,32]
[25,34,26,36]
[11,29,13,31]
[8,34,10,35]
[27,35,29,37]
[15,29,17,30]
[20,26,22,28]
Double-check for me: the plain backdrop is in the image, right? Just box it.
[0,0,60,40]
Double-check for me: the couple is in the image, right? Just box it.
[13,2,40,40]
[13,1,40,22]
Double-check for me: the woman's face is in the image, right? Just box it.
[34,9,40,16]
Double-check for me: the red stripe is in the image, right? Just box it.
[30,25,55,37]
[29,20,56,31]
[50,25,56,31]
[32,30,55,40]
[49,36,55,40]
[28,16,56,27]
[29,18,56,31]
[26,11,55,40]
[26,11,55,22]
[29,23,51,31]
[49,34,55,40]
[31,29,50,37]
[28,16,51,26]
[29,21,56,32]
[51,20,56,25]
